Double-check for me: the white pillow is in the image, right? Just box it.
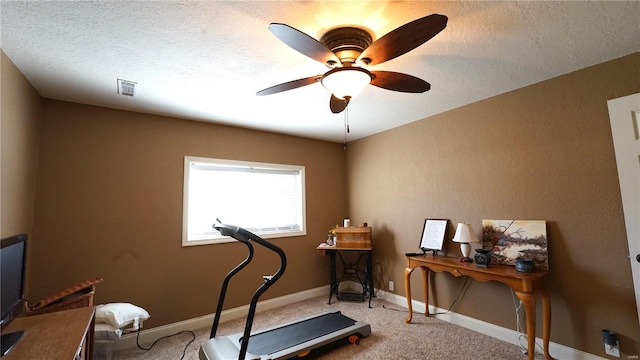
[95,303,150,330]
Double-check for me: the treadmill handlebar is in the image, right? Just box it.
[213,222,287,269]
[213,222,250,242]
[211,221,288,359]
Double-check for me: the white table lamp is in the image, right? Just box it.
[452,223,480,262]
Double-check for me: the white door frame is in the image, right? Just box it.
[607,92,640,325]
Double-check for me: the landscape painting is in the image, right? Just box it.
[482,220,548,271]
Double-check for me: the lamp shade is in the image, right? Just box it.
[452,223,479,243]
[321,67,372,100]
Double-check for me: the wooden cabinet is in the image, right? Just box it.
[1,306,95,359]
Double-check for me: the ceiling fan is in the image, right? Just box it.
[256,14,448,114]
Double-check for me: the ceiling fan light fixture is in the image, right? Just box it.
[321,67,372,100]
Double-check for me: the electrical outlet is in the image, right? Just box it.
[605,342,620,357]
[388,280,394,291]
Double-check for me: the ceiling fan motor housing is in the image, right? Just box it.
[320,27,373,66]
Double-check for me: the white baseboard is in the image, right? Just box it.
[376,289,605,360]
[114,285,603,359]
[114,286,328,351]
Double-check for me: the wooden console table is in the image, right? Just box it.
[1,306,95,359]
[405,255,551,360]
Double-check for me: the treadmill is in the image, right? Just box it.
[199,222,371,360]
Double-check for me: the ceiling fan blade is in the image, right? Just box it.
[256,76,322,96]
[330,94,349,113]
[370,71,431,93]
[358,14,447,66]
[269,23,340,65]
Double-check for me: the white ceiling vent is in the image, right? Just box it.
[117,79,137,97]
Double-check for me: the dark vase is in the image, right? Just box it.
[474,249,491,268]
[515,258,535,273]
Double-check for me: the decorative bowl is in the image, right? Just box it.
[515,258,535,273]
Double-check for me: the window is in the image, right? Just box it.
[182,156,306,246]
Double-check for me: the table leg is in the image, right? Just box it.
[420,266,429,317]
[328,251,336,304]
[540,288,552,359]
[367,250,373,308]
[516,291,536,360]
[404,266,415,323]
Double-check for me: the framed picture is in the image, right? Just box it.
[419,219,448,252]
[482,219,548,271]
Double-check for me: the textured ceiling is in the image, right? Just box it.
[1,1,639,143]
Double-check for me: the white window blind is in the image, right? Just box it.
[183,156,306,246]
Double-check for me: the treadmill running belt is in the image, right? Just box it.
[246,312,356,355]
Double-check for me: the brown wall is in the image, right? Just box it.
[27,101,347,328]
[346,52,640,357]
[1,50,41,239]
[1,48,42,301]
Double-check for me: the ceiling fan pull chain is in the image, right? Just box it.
[346,107,350,134]
[343,107,349,150]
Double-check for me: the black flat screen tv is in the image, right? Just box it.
[1,234,27,357]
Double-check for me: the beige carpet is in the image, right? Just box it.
[112,295,544,360]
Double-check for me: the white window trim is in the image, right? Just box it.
[182,156,306,246]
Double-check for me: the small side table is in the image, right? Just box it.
[316,245,374,307]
